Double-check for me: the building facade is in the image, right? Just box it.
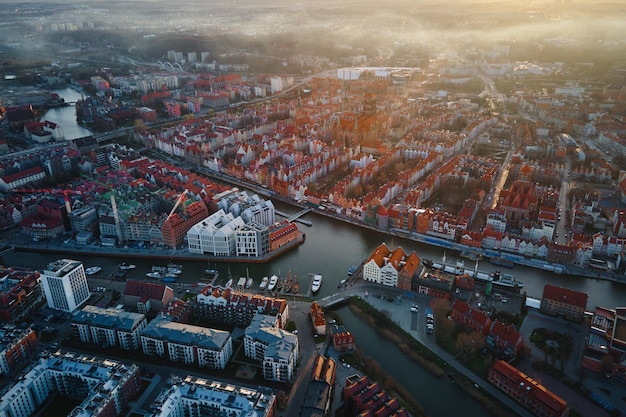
[581,306,626,383]
[0,268,45,324]
[488,360,568,417]
[0,325,38,375]
[140,318,232,370]
[39,259,90,312]
[145,374,276,417]
[243,315,299,382]
[540,284,588,322]
[71,305,148,350]
[0,350,141,417]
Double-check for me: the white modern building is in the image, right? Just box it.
[141,318,232,370]
[244,315,298,382]
[0,350,141,417]
[186,209,245,256]
[146,374,275,417]
[71,305,147,350]
[39,259,90,312]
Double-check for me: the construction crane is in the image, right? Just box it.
[166,189,188,222]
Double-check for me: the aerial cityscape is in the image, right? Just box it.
[1,1,626,417]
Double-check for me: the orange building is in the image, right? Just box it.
[489,360,568,417]
[161,200,209,248]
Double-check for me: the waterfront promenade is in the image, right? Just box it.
[5,231,305,264]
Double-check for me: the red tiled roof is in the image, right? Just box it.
[542,284,588,308]
[124,280,168,301]
[490,360,567,416]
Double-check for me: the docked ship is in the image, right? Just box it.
[423,254,523,290]
[119,262,136,270]
[460,250,483,261]
[146,271,161,279]
[259,276,269,290]
[85,266,102,276]
[268,275,278,291]
[311,274,323,294]
[489,256,514,269]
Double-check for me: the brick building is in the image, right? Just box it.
[540,284,588,322]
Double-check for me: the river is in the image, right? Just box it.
[4,201,625,308]
[40,87,93,140]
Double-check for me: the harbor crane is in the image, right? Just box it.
[166,189,188,221]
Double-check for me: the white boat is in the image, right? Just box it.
[119,262,136,270]
[224,278,233,288]
[259,276,269,290]
[167,267,182,275]
[246,277,254,289]
[237,277,246,288]
[168,262,183,270]
[311,274,323,293]
[85,266,102,276]
[146,271,161,279]
[152,266,166,273]
[338,279,347,288]
[268,275,278,291]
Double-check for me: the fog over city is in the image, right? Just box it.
[1,0,625,69]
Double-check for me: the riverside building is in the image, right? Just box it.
[0,350,141,417]
[39,259,90,312]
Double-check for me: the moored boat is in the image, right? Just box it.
[268,275,278,291]
[86,266,102,276]
[246,277,254,289]
[338,279,347,288]
[292,279,300,294]
[162,276,177,283]
[490,256,514,269]
[491,270,523,289]
[347,265,357,276]
[119,262,136,270]
[460,250,483,261]
[311,274,323,293]
[146,271,161,279]
[426,254,523,290]
[237,277,247,289]
[259,276,269,290]
[224,278,233,288]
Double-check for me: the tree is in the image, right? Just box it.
[455,330,486,360]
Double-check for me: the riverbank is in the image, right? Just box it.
[8,233,305,264]
[252,185,626,287]
[334,296,521,417]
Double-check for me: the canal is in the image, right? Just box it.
[336,305,490,416]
